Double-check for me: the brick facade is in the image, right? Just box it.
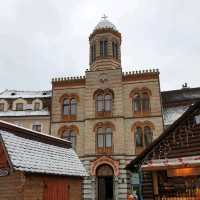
[51,18,164,200]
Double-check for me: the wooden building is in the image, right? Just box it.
[0,120,87,200]
[127,101,200,200]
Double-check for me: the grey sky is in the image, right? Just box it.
[0,0,199,91]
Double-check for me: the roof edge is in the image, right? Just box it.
[0,120,72,149]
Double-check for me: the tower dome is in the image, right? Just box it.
[89,16,122,71]
[94,17,118,32]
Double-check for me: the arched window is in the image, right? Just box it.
[133,93,141,112]
[70,98,77,115]
[144,126,153,147]
[97,127,112,152]
[63,98,70,115]
[90,44,96,63]
[63,98,77,116]
[115,43,118,59]
[104,94,112,112]
[96,93,112,113]
[142,93,150,112]
[112,42,118,59]
[62,130,76,149]
[100,40,108,57]
[135,127,143,147]
[96,94,104,112]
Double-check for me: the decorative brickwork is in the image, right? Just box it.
[90,156,119,176]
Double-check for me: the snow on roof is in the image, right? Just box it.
[163,105,189,126]
[0,129,87,177]
[141,155,200,170]
[94,18,118,31]
[0,90,52,99]
[0,110,50,117]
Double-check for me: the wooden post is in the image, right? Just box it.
[152,172,159,200]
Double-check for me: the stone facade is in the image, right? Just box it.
[51,17,164,200]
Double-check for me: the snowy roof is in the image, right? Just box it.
[94,18,118,31]
[141,155,200,171]
[162,87,200,104]
[0,90,52,99]
[0,121,87,177]
[0,110,50,117]
[163,105,189,125]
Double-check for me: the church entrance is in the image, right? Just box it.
[97,164,114,200]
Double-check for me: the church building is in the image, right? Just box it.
[51,17,164,200]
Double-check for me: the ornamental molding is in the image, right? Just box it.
[90,156,119,176]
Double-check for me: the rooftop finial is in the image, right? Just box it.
[102,14,108,20]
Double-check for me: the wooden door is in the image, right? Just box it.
[43,177,69,200]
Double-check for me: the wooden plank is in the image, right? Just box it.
[43,177,69,200]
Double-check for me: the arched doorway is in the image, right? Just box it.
[97,164,114,200]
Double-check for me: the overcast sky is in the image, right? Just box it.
[0,0,199,92]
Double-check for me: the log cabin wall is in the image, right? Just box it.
[0,171,24,199]
[141,171,154,200]
[145,108,200,161]
[139,105,200,199]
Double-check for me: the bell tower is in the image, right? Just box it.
[89,16,121,71]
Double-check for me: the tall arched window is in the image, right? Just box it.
[133,93,141,112]
[115,43,118,59]
[96,94,104,112]
[97,127,112,153]
[63,98,70,115]
[70,98,77,115]
[142,93,150,112]
[112,42,119,59]
[95,92,113,114]
[63,98,77,116]
[144,126,153,147]
[62,130,76,149]
[100,40,108,57]
[131,88,151,115]
[135,127,143,147]
[90,44,96,63]
[104,94,112,112]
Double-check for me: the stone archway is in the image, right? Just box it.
[97,164,114,200]
[90,156,119,200]
[90,156,119,176]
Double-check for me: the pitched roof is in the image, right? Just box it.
[0,120,87,177]
[126,101,200,170]
[163,105,189,126]
[161,87,200,105]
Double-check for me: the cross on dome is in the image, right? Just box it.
[94,15,118,31]
[102,14,108,20]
